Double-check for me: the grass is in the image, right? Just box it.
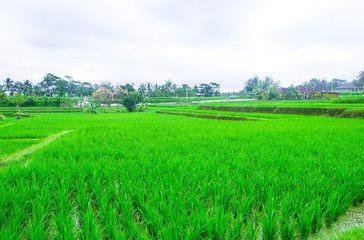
[204,99,364,109]
[0,111,363,239]
[332,227,364,240]
[148,96,230,103]
[0,139,41,158]
[151,105,313,120]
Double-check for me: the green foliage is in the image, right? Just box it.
[332,98,364,104]
[11,93,26,113]
[262,203,278,240]
[0,96,84,107]
[0,110,363,239]
[0,114,5,121]
[0,92,7,103]
[333,227,364,240]
[352,71,364,87]
[244,76,280,100]
[281,86,299,100]
[82,101,101,114]
[148,96,226,103]
[199,105,362,118]
[267,85,280,100]
[122,92,143,112]
[93,87,113,112]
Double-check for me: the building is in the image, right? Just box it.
[309,83,339,98]
[280,87,290,94]
[335,82,359,92]
[195,93,206,97]
[296,86,313,99]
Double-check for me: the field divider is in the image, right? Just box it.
[156,111,257,121]
[199,105,364,118]
[0,123,14,128]
[0,130,76,166]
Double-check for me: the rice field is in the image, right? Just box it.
[204,99,364,110]
[0,111,363,239]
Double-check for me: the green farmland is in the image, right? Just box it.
[0,106,363,239]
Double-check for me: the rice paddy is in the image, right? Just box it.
[0,108,363,239]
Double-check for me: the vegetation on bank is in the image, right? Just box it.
[199,105,364,118]
[333,227,364,240]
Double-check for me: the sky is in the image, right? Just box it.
[0,0,363,91]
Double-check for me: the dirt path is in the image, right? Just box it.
[309,202,364,239]
[0,130,75,165]
[0,123,14,128]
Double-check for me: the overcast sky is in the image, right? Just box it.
[1,0,363,91]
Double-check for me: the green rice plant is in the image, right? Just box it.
[262,200,278,240]
[0,111,363,239]
[280,197,296,240]
[310,199,323,233]
[324,189,352,229]
[52,178,76,240]
[298,207,312,240]
[25,193,52,239]
[244,211,259,240]
[333,227,364,240]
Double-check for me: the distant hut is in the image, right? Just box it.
[195,93,206,97]
[335,82,359,92]
[308,83,339,98]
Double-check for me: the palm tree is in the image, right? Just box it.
[4,78,14,96]
[13,81,24,94]
[41,73,60,96]
[23,80,33,96]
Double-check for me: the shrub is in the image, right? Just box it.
[331,98,364,104]
[24,96,36,106]
[11,93,26,114]
[83,101,101,114]
[0,92,7,104]
[122,92,143,112]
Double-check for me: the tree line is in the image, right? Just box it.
[242,71,364,99]
[0,73,221,98]
[2,71,363,100]
[0,74,96,97]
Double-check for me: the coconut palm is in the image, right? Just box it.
[4,78,14,95]
[23,80,33,96]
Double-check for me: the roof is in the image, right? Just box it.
[335,82,358,89]
[296,86,312,93]
[310,83,328,92]
[280,87,290,93]
[308,83,338,94]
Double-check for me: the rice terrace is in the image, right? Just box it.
[1,0,364,238]
[0,88,363,239]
